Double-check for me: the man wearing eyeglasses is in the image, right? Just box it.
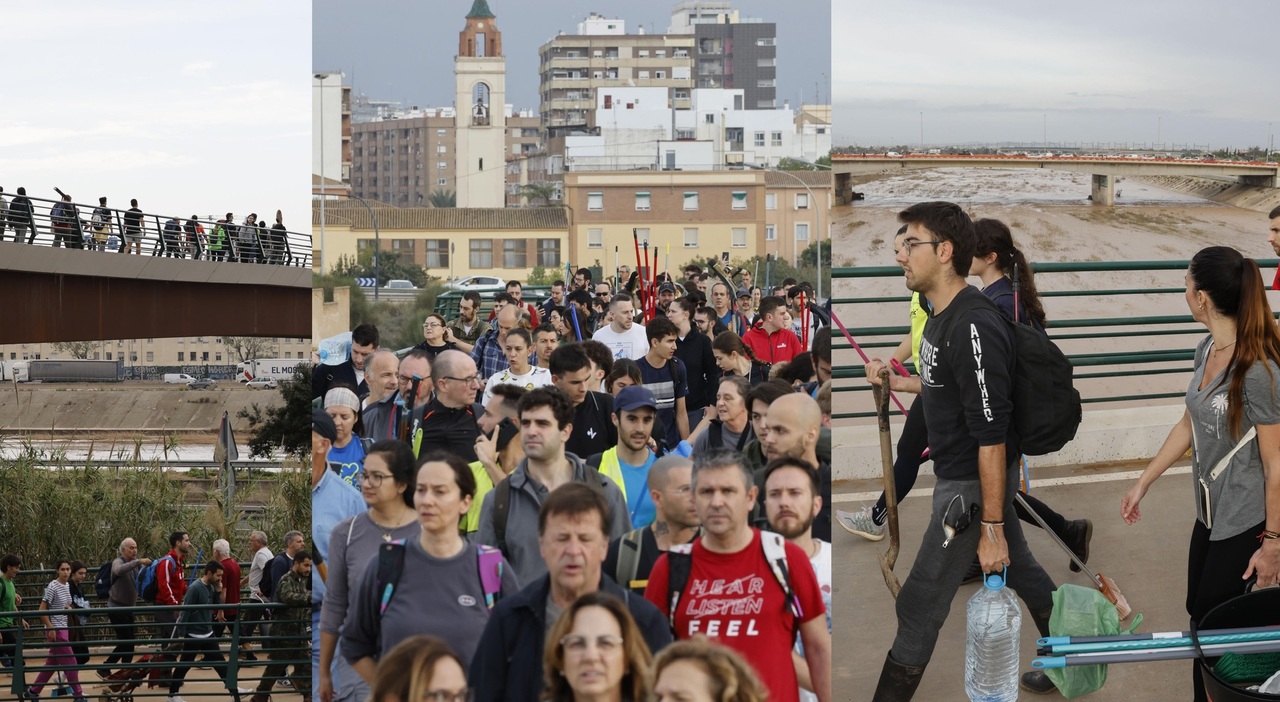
[865,201,1057,699]
[412,350,484,462]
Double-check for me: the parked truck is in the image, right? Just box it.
[15,359,123,382]
[236,358,302,383]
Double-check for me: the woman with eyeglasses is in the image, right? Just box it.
[319,440,421,702]
[23,560,87,702]
[542,592,653,702]
[1121,246,1280,700]
[344,450,518,686]
[417,314,459,363]
[371,635,469,702]
[652,637,766,702]
[325,384,368,488]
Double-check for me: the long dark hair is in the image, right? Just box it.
[1190,246,1280,439]
[974,218,1047,328]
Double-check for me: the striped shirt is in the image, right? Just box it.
[42,580,72,629]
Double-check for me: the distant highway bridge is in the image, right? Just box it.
[832,153,1280,205]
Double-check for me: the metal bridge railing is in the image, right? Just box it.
[831,258,1280,420]
[0,193,312,268]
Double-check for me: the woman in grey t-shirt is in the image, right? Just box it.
[1121,247,1280,700]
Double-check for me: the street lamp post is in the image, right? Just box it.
[750,164,825,302]
[338,193,381,301]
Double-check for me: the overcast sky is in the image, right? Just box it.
[834,0,1280,149]
[1,2,310,225]
[314,0,831,113]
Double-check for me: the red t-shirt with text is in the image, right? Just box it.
[644,530,825,702]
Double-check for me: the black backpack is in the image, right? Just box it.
[941,291,1081,455]
[94,561,115,599]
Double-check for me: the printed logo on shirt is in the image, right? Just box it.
[587,427,598,439]
[682,574,766,637]
[458,595,477,607]
[919,337,940,388]
[970,323,993,422]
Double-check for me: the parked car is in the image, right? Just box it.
[385,279,417,290]
[447,275,505,292]
[163,373,195,384]
[187,378,218,390]
[245,378,278,390]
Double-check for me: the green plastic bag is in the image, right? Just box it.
[1044,584,1143,698]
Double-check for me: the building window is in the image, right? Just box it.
[655,70,665,79]
[771,132,783,146]
[765,193,777,210]
[683,228,698,248]
[754,132,765,147]
[731,191,747,210]
[426,240,449,268]
[638,70,649,80]
[437,129,447,136]
[587,192,604,211]
[766,224,776,241]
[796,222,810,241]
[470,239,494,268]
[202,352,209,361]
[437,161,448,170]
[146,352,154,363]
[683,192,699,210]
[674,89,689,100]
[437,178,447,186]
[215,353,223,362]
[588,228,603,248]
[795,192,810,210]
[503,240,528,268]
[756,37,776,46]
[635,192,650,211]
[634,228,650,247]
[537,239,561,267]
[437,145,447,153]
[732,227,747,248]
[178,352,184,362]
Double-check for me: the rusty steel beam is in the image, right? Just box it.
[0,271,310,343]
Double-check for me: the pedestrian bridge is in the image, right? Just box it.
[832,154,1280,205]
[0,194,311,343]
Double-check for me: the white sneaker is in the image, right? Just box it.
[276,680,293,689]
[237,688,254,695]
[167,696,188,702]
[836,506,885,541]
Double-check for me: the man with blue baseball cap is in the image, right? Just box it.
[587,386,662,529]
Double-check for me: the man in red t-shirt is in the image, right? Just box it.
[742,297,803,365]
[1268,206,1280,290]
[644,449,830,702]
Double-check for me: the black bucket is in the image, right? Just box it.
[1198,587,1280,701]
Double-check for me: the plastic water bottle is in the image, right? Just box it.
[964,569,1021,702]
[317,332,351,366]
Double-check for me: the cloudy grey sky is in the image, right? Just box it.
[0,2,310,225]
[314,0,831,113]
[834,0,1280,149]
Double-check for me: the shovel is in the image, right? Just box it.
[873,367,902,598]
[1014,492,1132,619]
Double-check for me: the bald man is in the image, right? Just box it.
[761,393,831,541]
[412,350,482,461]
[361,350,401,441]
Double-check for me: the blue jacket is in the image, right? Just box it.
[470,574,671,702]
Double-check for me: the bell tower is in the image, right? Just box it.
[454,0,506,208]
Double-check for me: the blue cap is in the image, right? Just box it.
[615,385,658,412]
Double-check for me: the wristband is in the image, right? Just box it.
[980,521,1004,527]
[1263,530,1280,541]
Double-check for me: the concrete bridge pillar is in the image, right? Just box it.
[1091,174,1115,206]
[1239,173,1278,188]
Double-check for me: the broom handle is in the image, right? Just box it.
[1013,492,1102,586]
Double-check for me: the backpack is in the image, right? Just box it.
[91,209,107,231]
[137,554,174,603]
[939,291,1081,456]
[94,561,115,599]
[493,469,612,559]
[705,419,750,452]
[663,531,801,634]
[375,540,505,616]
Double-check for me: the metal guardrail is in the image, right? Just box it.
[1,602,307,700]
[831,258,1280,420]
[0,193,312,268]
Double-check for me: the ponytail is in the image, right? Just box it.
[1008,247,1048,329]
[974,218,1048,328]
[713,330,758,363]
[1224,258,1280,439]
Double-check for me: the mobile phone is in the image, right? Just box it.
[721,251,730,263]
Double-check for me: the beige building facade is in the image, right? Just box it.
[0,337,311,366]
[313,202,569,282]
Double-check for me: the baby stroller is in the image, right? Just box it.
[96,651,172,702]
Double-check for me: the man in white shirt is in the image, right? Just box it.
[591,293,649,360]
[240,530,275,660]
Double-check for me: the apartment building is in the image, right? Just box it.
[0,337,312,366]
[313,73,353,183]
[313,201,568,281]
[762,170,830,268]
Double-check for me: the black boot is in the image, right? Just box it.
[871,651,925,702]
[1020,607,1058,695]
[1062,519,1092,573]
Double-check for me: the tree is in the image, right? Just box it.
[525,265,557,286]
[51,341,96,359]
[801,239,832,269]
[237,363,311,460]
[332,249,429,288]
[429,189,457,208]
[777,157,823,171]
[520,182,558,206]
[222,337,279,363]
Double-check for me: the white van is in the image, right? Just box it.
[163,373,195,384]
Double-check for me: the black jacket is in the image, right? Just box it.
[470,574,671,702]
[312,359,367,403]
